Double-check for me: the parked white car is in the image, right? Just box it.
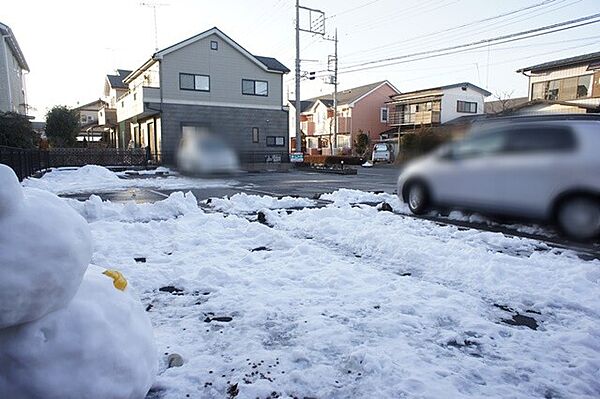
[372,143,393,163]
[397,115,600,240]
[176,132,239,175]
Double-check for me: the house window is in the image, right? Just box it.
[81,115,87,123]
[242,79,268,96]
[531,75,593,101]
[266,136,285,147]
[180,73,210,92]
[577,75,592,98]
[133,93,137,101]
[210,40,218,50]
[457,100,477,113]
[380,107,388,123]
[252,127,259,143]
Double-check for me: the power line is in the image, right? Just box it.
[336,12,600,73]
[342,0,563,60]
[325,0,383,20]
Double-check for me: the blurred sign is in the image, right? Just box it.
[290,152,304,163]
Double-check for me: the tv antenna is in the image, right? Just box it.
[140,2,169,52]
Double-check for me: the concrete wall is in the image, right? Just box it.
[158,102,288,164]
[161,33,283,109]
[440,86,487,123]
[0,36,26,114]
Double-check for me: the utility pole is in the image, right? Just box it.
[295,0,301,153]
[333,28,338,155]
[294,2,325,155]
[325,29,338,154]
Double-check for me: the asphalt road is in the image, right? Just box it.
[63,165,401,203]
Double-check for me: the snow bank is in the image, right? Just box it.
[0,165,92,328]
[0,265,157,399]
[66,191,200,222]
[84,191,599,398]
[23,165,236,194]
[320,188,407,212]
[209,192,315,214]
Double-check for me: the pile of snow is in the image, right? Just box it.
[0,165,92,328]
[66,191,199,222]
[23,165,236,195]
[208,192,315,214]
[0,266,157,399]
[0,164,156,398]
[320,188,407,212]
[82,190,599,398]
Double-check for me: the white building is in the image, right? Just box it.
[0,21,29,115]
[386,82,491,134]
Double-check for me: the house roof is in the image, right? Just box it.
[106,69,132,89]
[0,21,29,71]
[516,51,600,73]
[253,56,290,73]
[308,80,399,107]
[390,82,492,100]
[484,96,529,114]
[498,99,600,113]
[124,27,289,84]
[75,99,107,111]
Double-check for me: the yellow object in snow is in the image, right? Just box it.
[102,269,128,291]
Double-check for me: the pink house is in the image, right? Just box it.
[291,80,399,155]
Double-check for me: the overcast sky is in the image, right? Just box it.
[3,0,600,120]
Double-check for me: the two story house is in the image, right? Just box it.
[385,82,491,135]
[98,69,132,148]
[116,27,289,164]
[515,51,600,114]
[0,21,29,115]
[75,99,108,145]
[290,80,399,154]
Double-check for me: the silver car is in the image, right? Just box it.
[177,130,239,175]
[372,143,393,163]
[397,115,600,240]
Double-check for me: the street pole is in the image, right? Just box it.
[295,0,301,153]
[333,28,338,155]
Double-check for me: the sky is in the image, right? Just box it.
[3,0,600,120]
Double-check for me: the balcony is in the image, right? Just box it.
[98,107,117,126]
[116,86,161,122]
[388,110,441,126]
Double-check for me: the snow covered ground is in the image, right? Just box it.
[65,190,599,399]
[23,165,237,195]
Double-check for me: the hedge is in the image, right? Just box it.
[303,155,365,166]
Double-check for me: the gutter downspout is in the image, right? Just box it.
[2,35,13,112]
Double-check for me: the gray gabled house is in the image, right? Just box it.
[116,27,290,164]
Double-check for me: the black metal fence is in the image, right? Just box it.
[48,148,148,168]
[1,146,291,181]
[0,146,50,181]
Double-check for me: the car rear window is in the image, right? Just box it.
[505,125,576,153]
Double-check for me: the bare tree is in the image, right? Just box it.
[489,90,516,114]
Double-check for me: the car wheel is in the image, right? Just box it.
[556,196,600,240]
[407,181,429,215]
